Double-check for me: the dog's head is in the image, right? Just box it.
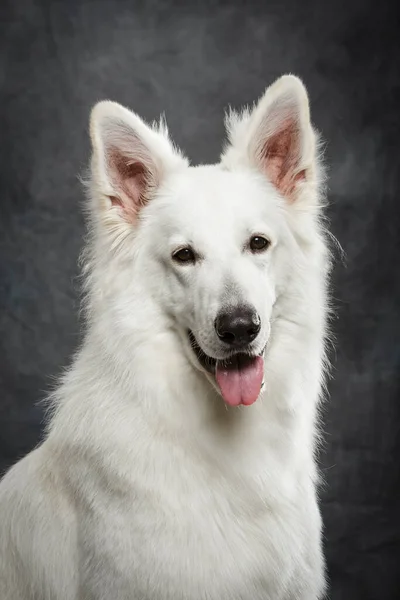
[89,76,321,407]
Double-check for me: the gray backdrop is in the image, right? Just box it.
[1,1,399,599]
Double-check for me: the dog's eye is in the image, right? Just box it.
[172,247,196,264]
[249,236,270,252]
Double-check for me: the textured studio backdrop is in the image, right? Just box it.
[0,1,399,598]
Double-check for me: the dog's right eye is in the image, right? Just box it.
[172,247,196,264]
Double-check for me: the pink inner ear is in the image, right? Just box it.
[108,147,151,222]
[261,118,306,201]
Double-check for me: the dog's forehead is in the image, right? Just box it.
[173,165,265,208]
[160,164,280,227]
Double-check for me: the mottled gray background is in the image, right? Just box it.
[0,0,399,598]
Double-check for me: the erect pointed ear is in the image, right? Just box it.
[90,101,187,223]
[222,75,319,204]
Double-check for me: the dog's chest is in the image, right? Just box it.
[79,437,309,600]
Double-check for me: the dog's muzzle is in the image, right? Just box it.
[187,331,265,407]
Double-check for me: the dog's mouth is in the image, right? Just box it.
[188,331,265,407]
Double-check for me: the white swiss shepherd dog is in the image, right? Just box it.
[0,75,331,599]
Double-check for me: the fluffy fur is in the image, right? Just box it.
[0,75,330,599]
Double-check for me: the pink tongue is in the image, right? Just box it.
[215,355,264,406]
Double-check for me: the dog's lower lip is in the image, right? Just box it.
[187,330,265,375]
[188,331,216,374]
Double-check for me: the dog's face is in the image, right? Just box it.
[142,167,281,395]
[90,75,318,406]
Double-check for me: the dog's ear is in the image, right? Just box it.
[222,75,319,204]
[90,101,187,223]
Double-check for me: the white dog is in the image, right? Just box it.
[0,75,330,599]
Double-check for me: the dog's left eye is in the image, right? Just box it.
[172,247,196,264]
[249,235,270,252]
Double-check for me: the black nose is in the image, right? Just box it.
[215,306,261,347]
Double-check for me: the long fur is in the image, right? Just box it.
[0,75,331,600]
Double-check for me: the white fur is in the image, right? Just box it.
[0,75,330,599]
